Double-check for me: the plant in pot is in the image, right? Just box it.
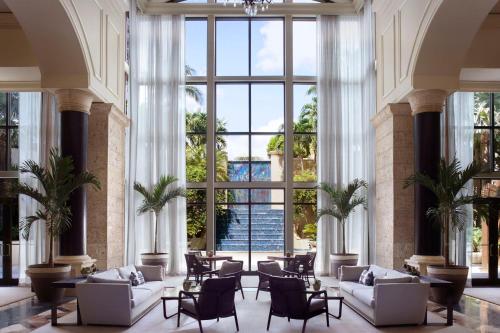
[472,227,482,265]
[134,175,185,267]
[11,149,100,303]
[317,179,367,278]
[404,157,481,305]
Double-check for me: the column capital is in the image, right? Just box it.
[55,89,95,114]
[408,89,448,116]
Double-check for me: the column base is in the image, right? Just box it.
[55,255,96,296]
[405,255,445,276]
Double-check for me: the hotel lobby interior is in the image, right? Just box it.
[1,0,500,332]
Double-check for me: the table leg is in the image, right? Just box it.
[51,304,58,326]
[446,296,453,326]
[328,300,343,319]
[424,306,428,325]
[163,299,178,319]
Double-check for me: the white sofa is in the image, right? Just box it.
[338,265,430,326]
[76,265,165,326]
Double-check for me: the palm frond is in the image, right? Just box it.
[317,208,343,222]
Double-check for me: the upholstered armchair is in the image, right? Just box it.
[184,253,216,285]
[256,261,299,300]
[177,277,239,333]
[267,276,329,333]
[217,260,245,299]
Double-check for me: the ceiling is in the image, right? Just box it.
[0,0,10,13]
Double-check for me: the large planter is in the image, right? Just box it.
[26,264,71,303]
[330,253,358,278]
[141,253,168,267]
[427,265,469,305]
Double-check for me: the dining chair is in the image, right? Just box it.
[177,276,239,333]
[304,252,317,283]
[267,276,329,333]
[283,255,312,286]
[256,261,299,300]
[217,260,245,299]
[184,253,216,285]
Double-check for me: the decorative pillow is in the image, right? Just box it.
[129,271,145,286]
[118,265,138,280]
[358,269,374,286]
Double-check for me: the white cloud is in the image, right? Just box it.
[293,22,316,74]
[186,94,203,113]
[255,21,284,73]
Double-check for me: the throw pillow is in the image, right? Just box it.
[118,265,138,280]
[130,271,146,286]
[358,269,374,286]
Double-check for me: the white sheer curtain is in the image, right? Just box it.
[18,92,59,284]
[317,0,375,275]
[444,92,474,267]
[126,7,187,275]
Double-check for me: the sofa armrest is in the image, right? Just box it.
[373,282,430,325]
[76,282,132,325]
[338,265,370,281]
[135,265,165,281]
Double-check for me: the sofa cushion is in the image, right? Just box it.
[131,288,153,308]
[135,265,164,281]
[92,269,121,280]
[352,288,375,308]
[86,276,130,284]
[119,265,138,280]
[133,281,164,294]
[368,265,388,278]
[339,281,372,295]
[373,276,413,285]
[339,265,370,281]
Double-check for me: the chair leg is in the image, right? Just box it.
[239,282,245,299]
[288,317,290,322]
[176,304,181,327]
[256,288,260,300]
[234,308,240,331]
[266,308,272,330]
[198,319,204,333]
[302,319,308,333]
[325,302,330,327]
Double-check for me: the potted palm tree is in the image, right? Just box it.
[134,175,185,267]
[11,149,100,302]
[404,157,481,305]
[317,179,367,277]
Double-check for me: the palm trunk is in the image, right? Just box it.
[444,213,450,267]
[154,213,159,254]
[48,232,54,268]
[341,219,346,255]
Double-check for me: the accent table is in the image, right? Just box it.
[307,286,344,319]
[51,276,86,326]
[419,275,454,326]
[162,286,201,319]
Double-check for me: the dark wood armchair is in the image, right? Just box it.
[217,260,245,299]
[283,254,312,286]
[267,276,329,333]
[177,277,239,333]
[185,253,216,285]
[256,260,299,300]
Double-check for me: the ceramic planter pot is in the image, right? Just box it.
[26,264,71,303]
[471,252,482,265]
[427,265,469,305]
[141,253,168,267]
[330,253,358,278]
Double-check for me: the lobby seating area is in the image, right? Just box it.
[2,0,500,332]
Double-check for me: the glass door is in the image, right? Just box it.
[472,198,500,285]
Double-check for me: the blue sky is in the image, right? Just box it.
[185,19,316,160]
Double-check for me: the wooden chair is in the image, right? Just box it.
[217,260,245,299]
[256,260,299,300]
[184,253,216,285]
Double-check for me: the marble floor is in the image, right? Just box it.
[0,276,499,333]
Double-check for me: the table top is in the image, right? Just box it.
[419,275,453,287]
[162,286,202,300]
[52,276,87,288]
[198,255,232,261]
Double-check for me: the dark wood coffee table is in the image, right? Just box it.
[51,276,86,326]
[162,286,201,319]
[419,275,454,326]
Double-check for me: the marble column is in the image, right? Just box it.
[54,89,95,274]
[372,103,415,269]
[87,103,129,270]
[406,89,447,273]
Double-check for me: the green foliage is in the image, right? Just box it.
[472,227,482,253]
[303,223,317,241]
[134,175,186,253]
[404,157,482,266]
[317,179,367,254]
[11,148,100,267]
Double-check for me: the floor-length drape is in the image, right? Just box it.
[126,6,187,275]
[444,92,474,267]
[317,0,375,275]
[18,92,59,284]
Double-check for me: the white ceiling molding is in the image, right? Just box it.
[137,1,359,16]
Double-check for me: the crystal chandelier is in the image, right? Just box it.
[224,0,273,16]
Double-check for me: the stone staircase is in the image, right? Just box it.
[216,206,285,252]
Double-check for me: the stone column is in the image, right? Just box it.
[406,89,447,273]
[54,89,95,275]
[372,103,415,269]
[87,103,129,270]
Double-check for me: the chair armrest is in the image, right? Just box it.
[135,265,165,281]
[306,290,327,309]
[178,290,201,315]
